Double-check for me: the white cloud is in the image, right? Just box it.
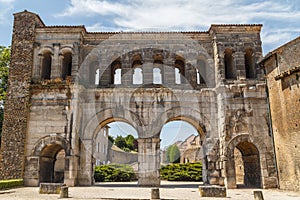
[56,0,300,52]
[86,23,121,32]
[57,0,300,29]
[0,0,15,25]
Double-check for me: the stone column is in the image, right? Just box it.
[32,43,41,80]
[121,58,132,85]
[163,59,175,85]
[138,137,160,187]
[64,155,79,186]
[72,42,79,81]
[51,43,61,79]
[77,139,94,186]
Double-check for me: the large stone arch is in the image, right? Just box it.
[24,135,70,186]
[224,133,266,189]
[161,107,210,137]
[81,108,141,140]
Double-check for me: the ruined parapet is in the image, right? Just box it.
[0,10,45,179]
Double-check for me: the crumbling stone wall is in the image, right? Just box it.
[260,37,300,191]
[0,11,45,179]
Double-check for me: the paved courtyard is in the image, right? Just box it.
[1,181,300,200]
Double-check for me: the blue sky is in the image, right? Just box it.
[0,0,300,54]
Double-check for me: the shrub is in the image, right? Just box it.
[94,164,136,182]
[160,162,202,181]
[0,179,23,190]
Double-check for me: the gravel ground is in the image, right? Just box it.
[1,181,300,200]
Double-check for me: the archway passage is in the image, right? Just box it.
[235,141,261,188]
[93,120,138,183]
[160,120,203,182]
[39,144,65,183]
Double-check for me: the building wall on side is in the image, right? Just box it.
[262,37,300,191]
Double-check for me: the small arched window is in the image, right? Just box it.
[133,68,143,85]
[196,69,201,85]
[245,48,256,79]
[224,48,236,79]
[175,68,181,84]
[114,68,122,85]
[175,57,185,84]
[89,61,99,85]
[111,59,122,85]
[95,69,100,85]
[62,52,72,80]
[41,52,52,80]
[153,68,162,84]
[197,60,207,85]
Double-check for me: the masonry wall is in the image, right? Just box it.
[262,37,300,191]
[0,11,45,179]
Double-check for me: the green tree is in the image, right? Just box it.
[113,134,138,152]
[114,135,127,149]
[0,46,10,145]
[124,135,135,150]
[166,144,181,163]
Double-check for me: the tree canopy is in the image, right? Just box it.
[113,134,138,152]
[0,46,10,145]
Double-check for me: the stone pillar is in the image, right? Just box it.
[121,59,132,85]
[64,155,78,186]
[138,137,160,187]
[234,51,246,80]
[23,156,39,186]
[77,140,94,186]
[72,42,79,81]
[0,10,45,180]
[32,43,41,80]
[163,59,175,85]
[51,43,61,79]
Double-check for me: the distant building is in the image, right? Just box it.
[161,134,202,164]
[177,134,202,163]
[93,125,110,166]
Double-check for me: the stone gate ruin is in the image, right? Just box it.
[0,10,278,189]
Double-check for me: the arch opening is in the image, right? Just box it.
[234,141,261,188]
[39,144,65,183]
[160,120,203,183]
[92,120,138,183]
[245,48,256,79]
[224,48,236,79]
[133,68,143,85]
[153,67,162,84]
[41,52,52,80]
[62,52,72,80]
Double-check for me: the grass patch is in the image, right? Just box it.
[0,179,23,190]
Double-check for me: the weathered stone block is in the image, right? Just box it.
[39,183,66,194]
[199,185,227,197]
[60,186,69,198]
